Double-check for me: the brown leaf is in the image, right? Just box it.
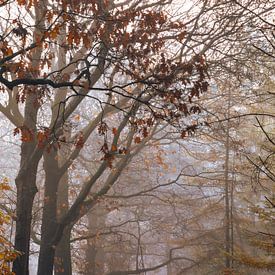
[112,127,118,135]
[134,136,141,144]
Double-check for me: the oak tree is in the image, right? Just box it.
[0,0,208,274]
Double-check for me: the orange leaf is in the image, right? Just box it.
[17,0,26,5]
[111,145,117,151]
[6,47,13,56]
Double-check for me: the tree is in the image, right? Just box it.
[0,0,208,274]
[1,0,273,274]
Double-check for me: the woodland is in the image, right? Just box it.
[0,0,274,274]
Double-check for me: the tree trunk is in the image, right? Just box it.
[224,88,232,270]
[84,207,107,275]
[84,240,97,275]
[54,124,72,275]
[13,162,38,274]
[13,92,40,274]
[54,227,72,275]
[13,3,46,273]
[37,138,73,275]
[37,148,61,275]
[54,167,72,274]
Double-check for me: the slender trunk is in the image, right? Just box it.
[224,88,232,270]
[54,123,72,275]
[54,227,72,275]
[84,207,106,274]
[230,165,235,269]
[224,120,231,269]
[37,148,60,275]
[48,12,73,272]
[54,162,72,275]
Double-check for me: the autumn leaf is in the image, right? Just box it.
[111,144,117,151]
[67,31,74,45]
[13,127,20,136]
[49,25,60,39]
[16,0,26,5]
[6,47,13,56]
[177,31,186,41]
[74,114,81,121]
[82,81,90,91]
[98,122,108,136]
[134,136,141,144]
[37,128,49,148]
[118,147,127,155]
[112,127,118,135]
[181,130,187,138]
[75,132,84,148]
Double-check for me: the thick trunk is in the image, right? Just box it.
[13,92,40,274]
[13,166,38,274]
[37,152,59,274]
[37,149,60,275]
[13,3,46,273]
